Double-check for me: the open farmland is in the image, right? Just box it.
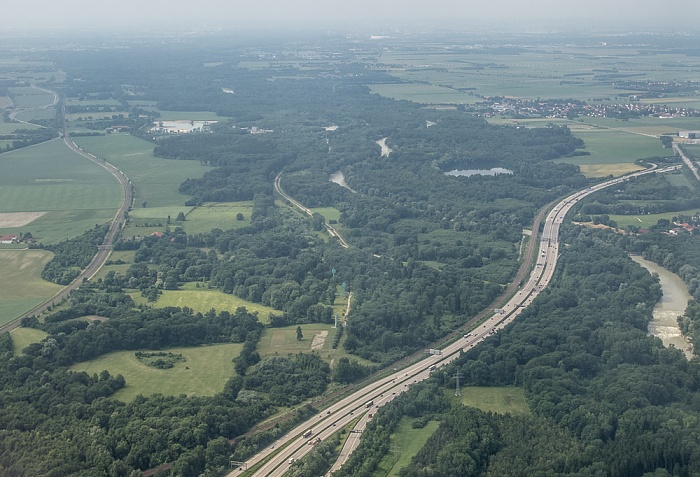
[0,250,62,326]
[566,129,665,163]
[72,135,209,208]
[7,86,55,109]
[608,208,700,229]
[126,202,253,236]
[70,343,243,401]
[369,83,478,105]
[0,139,121,243]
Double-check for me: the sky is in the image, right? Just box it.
[4,0,700,32]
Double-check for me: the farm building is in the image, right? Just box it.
[679,131,700,139]
[0,234,18,244]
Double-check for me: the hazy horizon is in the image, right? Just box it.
[4,0,700,34]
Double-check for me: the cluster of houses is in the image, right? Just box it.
[480,97,699,121]
[667,222,698,236]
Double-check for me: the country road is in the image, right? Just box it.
[274,172,350,248]
[0,89,133,335]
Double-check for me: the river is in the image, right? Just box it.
[630,255,693,359]
[376,137,393,157]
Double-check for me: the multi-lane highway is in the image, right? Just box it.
[230,164,680,477]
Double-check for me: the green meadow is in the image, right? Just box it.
[257,323,375,367]
[126,202,253,237]
[10,327,48,355]
[0,139,121,243]
[7,87,55,109]
[0,250,62,326]
[447,386,531,415]
[72,134,209,208]
[608,208,700,229]
[373,417,440,477]
[70,343,243,401]
[369,83,477,105]
[131,286,278,323]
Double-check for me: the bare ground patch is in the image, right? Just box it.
[311,330,329,350]
[0,212,46,228]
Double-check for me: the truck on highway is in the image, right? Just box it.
[365,400,374,408]
[303,429,312,438]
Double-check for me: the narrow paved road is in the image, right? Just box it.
[274,172,350,248]
[673,143,700,182]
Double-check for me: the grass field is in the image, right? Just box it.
[132,286,278,322]
[10,327,48,355]
[0,139,121,243]
[13,109,55,122]
[0,250,62,326]
[577,163,646,178]
[373,417,440,477]
[70,343,243,401]
[608,208,700,229]
[257,323,374,367]
[557,129,666,166]
[311,207,341,223]
[0,121,40,134]
[128,204,256,234]
[7,87,55,109]
[370,83,478,105]
[446,386,531,415]
[72,135,209,208]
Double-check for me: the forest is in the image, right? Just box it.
[2,31,699,477]
[334,227,700,477]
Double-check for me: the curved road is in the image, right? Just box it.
[0,91,133,334]
[230,164,680,477]
[275,173,349,248]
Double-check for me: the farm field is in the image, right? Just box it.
[10,327,48,355]
[607,208,700,229]
[554,129,666,177]
[165,201,252,235]
[0,121,40,134]
[13,108,55,122]
[0,139,121,243]
[0,250,62,326]
[72,134,209,208]
[369,83,478,105]
[70,343,243,401]
[372,417,440,477]
[375,45,700,104]
[7,87,55,109]
[449,386,531,415]
[131,286,278,322]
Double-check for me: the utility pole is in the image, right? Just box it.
[452,372,463,397]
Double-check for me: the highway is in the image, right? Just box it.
[229,164,680,477]
[0,92,133,335]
